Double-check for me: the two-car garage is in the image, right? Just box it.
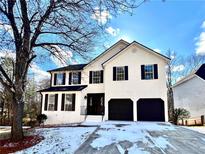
[108,98,165,122]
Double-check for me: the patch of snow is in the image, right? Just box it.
[153,136,176,150]
[128,144,150,154]
[15,127,96,154]
[90,122,176,152]
[184,126,205,134]
[116,144,125,154]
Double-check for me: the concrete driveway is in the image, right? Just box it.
[75,121,205,154]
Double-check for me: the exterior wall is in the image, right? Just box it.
[103,44,168,121]
[41,41,169,124]
[41,91,85,125]
[173,76,205,118]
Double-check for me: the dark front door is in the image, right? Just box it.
[137,98,165,122]
[87,93,104,115]
[108,99,133,121]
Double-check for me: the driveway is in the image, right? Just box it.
[75,121,205,154]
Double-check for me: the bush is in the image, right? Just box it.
[37,114,47,125]
[173,108,190,125]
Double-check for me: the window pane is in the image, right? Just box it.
[72,72,79,84]
[116,67,125,81]
[48,94,55,111]
[65,94,73,111]
[56,73,64,85]
[92,71,101,83]
[144,65,154,80]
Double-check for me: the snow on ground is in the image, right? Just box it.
[0,126,30,134]
[15,126,97,154]
[89,122,176,154]
[184,126,205,134]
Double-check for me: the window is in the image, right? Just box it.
[65,94,73,111]
[62,94,75,111]
[116,67,125,81]
[92,71,101,83]
[72,72,79,84]
[48,94,55,111]
[144,65,154,80]
[55,73,65,85]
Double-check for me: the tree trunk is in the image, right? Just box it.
[11,95,24,141]
[168,87,174,122]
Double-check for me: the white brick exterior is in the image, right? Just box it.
[41,40,169,124]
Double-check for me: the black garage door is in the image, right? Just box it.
[137,98,165,122]
[108,99,133,121]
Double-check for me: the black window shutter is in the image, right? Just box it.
[154,64,158,79]
[72,94,76,111]
[89,71,92,84]
[54,73,57,85]
[62,73,66,85]
[78,72,81,84]
[44,94,48,111]
[113,67,116,81]
[100,70,103,83]
[54,94,58,111]
[69,72,72,85]
[50,73,52,86]
[61,94,65,111]
[125,66,128,80]
[141,65,145,80]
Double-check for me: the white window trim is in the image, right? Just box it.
[54,72,65,86]
[48,94,55,111]
[62,94,75,111]
[72,72,79,85]
[92,71,101,84]
[144,65,154,80]
[116,66,125,81]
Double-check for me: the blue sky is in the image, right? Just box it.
[106,1,205,57]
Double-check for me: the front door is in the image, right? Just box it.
[87,93,104,115]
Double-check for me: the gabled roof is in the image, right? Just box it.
[102,41,170,66]
[48,39,170,72]
[48,64,87,72]
[38,85,87,92]
[195,64,205,80]
[173,64,205,87]
[84,39,129,68]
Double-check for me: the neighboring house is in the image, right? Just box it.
[173,64,205,118]
[39,39,170,124]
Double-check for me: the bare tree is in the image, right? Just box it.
[166,49,183,121]
[0,0,143,141]
[183,54,205,75]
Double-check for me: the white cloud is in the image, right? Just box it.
[0,50,15,59]
[170,55,175,59]
[153,48,161,53]
[176,76,184,82]
[29,63,49,82]
[195,32,205,56]
[0,22,13,37]
[201,21,205,29]
[48,45,73,67]
[105,27,120,36]
[91,7,112,24]
[172,65,185,72]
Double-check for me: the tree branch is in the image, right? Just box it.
[0,64,14,86]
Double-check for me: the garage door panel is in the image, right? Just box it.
[137,99,165,122]
[109,99,133,121]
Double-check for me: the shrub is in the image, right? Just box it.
[37,114,47,126]
[173,108,190,125]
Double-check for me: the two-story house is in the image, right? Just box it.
[39,39,170,124]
